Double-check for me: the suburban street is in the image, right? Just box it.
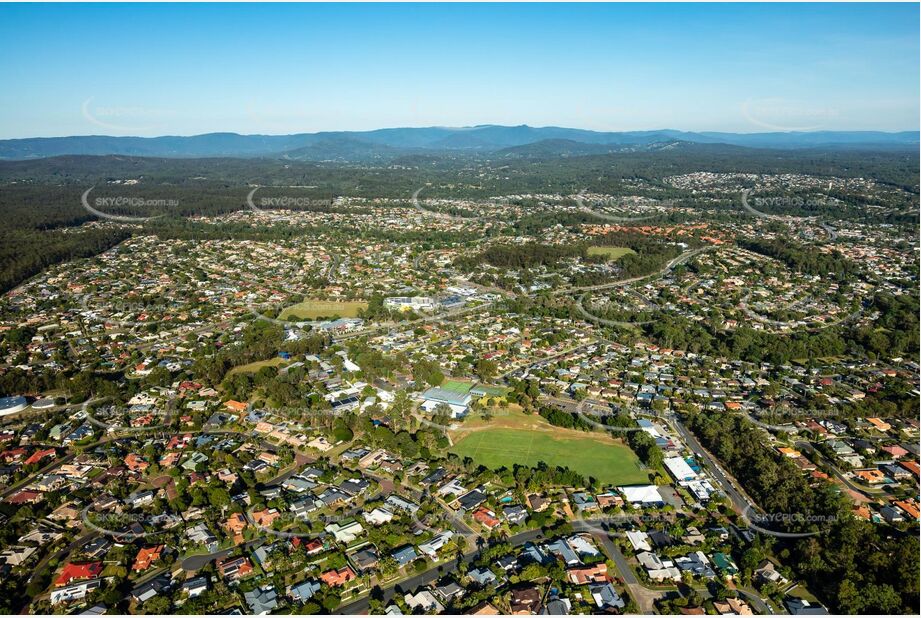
[335,528,545,614]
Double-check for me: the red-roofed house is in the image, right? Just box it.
[225,400,247,413]
[24,448,57,466]
[167,434,193,450]
[217,556,253,581]
[567,563,609,585]
[472,507,500,529]
[5,489,43,505]
[854,468,886,484]
[320,566,357,587]
[124,453,149,472]
[291,537,325,555]
[55,562,102,586]
[130,414,156,427]
[224,513,247,544]
[132,545,164,572]
[882,444,909,459]
[900,460,919,477]
[895,499,920,520]
[251,508,280,528]
[1,447,28,462]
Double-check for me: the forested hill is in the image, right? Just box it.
[0,125,917,161]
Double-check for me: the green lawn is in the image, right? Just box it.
[450,427,648,485]
[278,299,368,320]
[587,246,636,260]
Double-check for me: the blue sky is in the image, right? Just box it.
[0,2,917,138]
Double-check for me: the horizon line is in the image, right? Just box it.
[2,124,920,142]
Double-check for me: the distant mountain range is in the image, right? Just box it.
[0,125,917,161]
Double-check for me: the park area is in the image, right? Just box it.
[278,299,368,320]
[587,246,636,260]
[449,410,648,485]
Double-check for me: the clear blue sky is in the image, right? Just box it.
[0,2,917,138]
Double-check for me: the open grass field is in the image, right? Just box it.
[278,299,367,320]
[227,357,289,375]
[449,410,648,485]
[587,246,636,260]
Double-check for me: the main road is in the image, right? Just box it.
[668,415,757,516]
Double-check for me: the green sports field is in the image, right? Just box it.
[278,299,367,320]
[450,427,648,485]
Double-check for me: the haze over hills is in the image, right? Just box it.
[0,125,917,162]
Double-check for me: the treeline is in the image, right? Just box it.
[685,412,846,530]
[594,229,689,279]
[512,211,598,235]
[538,405,595,431]
[145,217,333,242]
[740,238,860,281]
[644,316,849,363]
[510,461,587,491]
[456,242,585,271]
[0,156,425,197]
[501,295,580,321]
[638,292,918,363]
[684,411,919,614]
[197,322,327,381]
[0,227,130,294]
[456,230,687,279]
[849,292,920,359]
[0,185,132,293]
[0,365,139,402]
